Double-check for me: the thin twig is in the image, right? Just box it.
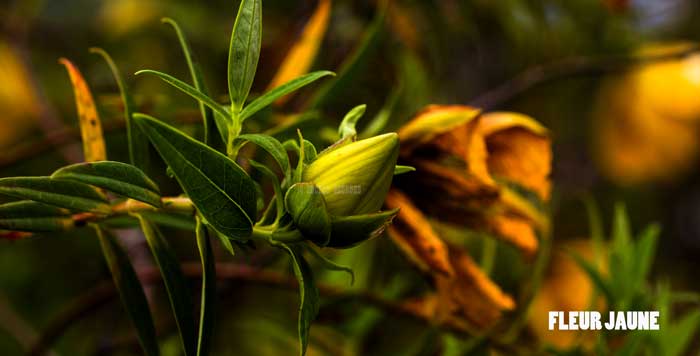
[0,112,202,169]
[470,45,700,110]
[28,262,469,356]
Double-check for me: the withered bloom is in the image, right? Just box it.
[395,105,551,256]
[385,105,551,329]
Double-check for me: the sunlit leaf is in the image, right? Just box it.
[133,114,256,240]
[52,161,161,207]
[59,58,107,162]
[228,0,262,111]
[137,215,197,356]
[0,177,110,214]
[266,0,331,105]
[94,225,159,356]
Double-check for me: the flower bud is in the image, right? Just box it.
[303,133,399,216]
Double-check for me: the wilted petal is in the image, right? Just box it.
[435,247,516,328]
[385,189,454,276]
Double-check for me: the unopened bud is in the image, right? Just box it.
[303,133,399,215]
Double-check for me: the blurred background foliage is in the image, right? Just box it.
[2,0,700,354]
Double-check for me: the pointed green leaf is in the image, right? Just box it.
[338,104,366,139]
[0,201,72,232]
[309,3,386,109]
[0,177,110,214]
[133,114,256,240]
[137,215,197,356]
[162,18,215,145]
[240,71,334,121]
[393,165,415,175]
[90,48,151,170]
[249,160,284,224]
[276,244,318,356]
[135,70,230,121]
[665,310,700,356]
[327,208,399,249]
[237,133,290,180]
[360,84,402,138]
[285,183,331,246]
[636,223,660,289]
[228,0,262,111]
[52,161,161,207]
[0,200,70,217]
[95,226,159,356]
[195,216,215,356]
[305,243,354,284]
[568,250,614,304]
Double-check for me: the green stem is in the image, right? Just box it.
[227,109,242,159]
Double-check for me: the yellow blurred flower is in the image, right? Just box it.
[594,43,700,185]
[0,40,39,149]
[529,240,605,349]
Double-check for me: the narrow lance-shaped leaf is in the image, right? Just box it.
[162,18,215,145]
[305,243,354,284]
[275,243,319,356]
[133,114,256,240]
[248,160,284,224]
[94,225,159,356]
[59,58,107,162]
[0,201,72,232]
[137,215,197,356]
[240,71,335,121]
[338,104,366,139]
[266,0,331,105]
[328,208,399,249]
[135,70,230,121]
[52,161,161,207]
[0,177,110,214]
[228,0,262,111]
[90,48,150,169]
[393,165,415,175]
[236,133,290,180]
[195,216,215,356]
[308,1,386,109]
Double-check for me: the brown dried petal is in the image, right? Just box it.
[386,189,454,276]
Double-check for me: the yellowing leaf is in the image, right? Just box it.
[267,0,331,104]
[60,58,107,162]
[385,189,453,276]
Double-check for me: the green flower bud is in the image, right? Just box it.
[303,133,399,216]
